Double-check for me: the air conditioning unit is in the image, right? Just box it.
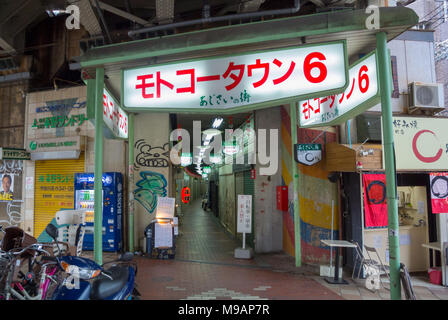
[408,82,445,115]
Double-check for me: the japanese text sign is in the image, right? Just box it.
[237,195,252,234]
[103,88,128,139]
[299,51,379,127]
[27,136,83,152]
[123,41,348,112]
[294,144,322,166]
[155,196,175,219]
[391,116,448,170]
[0,148,30,160]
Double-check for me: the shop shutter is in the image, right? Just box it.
[243,170,254,196]
[34,152,85,238]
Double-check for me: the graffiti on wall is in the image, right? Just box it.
[0,160,23,175]
[0,160,24,227]
[280,106,338,264]
[134,171,167,215]
[134,139,170,169]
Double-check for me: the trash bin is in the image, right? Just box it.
[144,223,154,256]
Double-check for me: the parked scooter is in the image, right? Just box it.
[43,224,140,300]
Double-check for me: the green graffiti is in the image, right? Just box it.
[134,171,167,215]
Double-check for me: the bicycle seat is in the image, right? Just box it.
[90,266,129,300]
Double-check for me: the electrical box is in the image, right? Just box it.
[276,186,288,211]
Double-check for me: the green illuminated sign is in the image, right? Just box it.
[31,114,88,129]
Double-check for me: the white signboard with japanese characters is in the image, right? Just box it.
[103,88,128,139]
[123,41,348,112]
[391,116,448,170]
[237,195,252,234]
[299,51,380,127]
[155,197,176,219]
[294,144,322,166]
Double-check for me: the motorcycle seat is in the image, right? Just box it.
[90,266,129,300]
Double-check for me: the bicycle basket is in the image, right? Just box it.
[0,227,37,257]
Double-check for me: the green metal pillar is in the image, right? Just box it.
[128,113,135,253]
[94,68,104,265]
[376,32,401,300]
[290,102,301,267]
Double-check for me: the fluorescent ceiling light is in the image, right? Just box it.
[202,129,221,137]
[212,118,224,128]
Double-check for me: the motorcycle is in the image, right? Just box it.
[43,224,140,300]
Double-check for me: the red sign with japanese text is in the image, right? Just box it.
[299,51,379,128]
[123,42,348,111]
[103,89,128,139]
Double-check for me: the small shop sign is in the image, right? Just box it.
[391,116,448,170]
[123,41,348,113]
[0,148,30,160]
[237,195,252,234]
[299,50,380,128]
[294,144,322,166]
[27,136,84,153]
[35,101,86,113]
[103,88,128,139]
[222,141,239,155]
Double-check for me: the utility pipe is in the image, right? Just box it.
[94,67,104,265]
[376,31,401,300]
[128,0,300,38]
[290,102,301,267]
[128,113,135,253]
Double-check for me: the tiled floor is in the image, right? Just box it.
[87,199,448,300]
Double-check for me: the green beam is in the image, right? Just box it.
[128,113,135,253]
[376,32,401,300]
[290,102,301,267]
[79,7,418,69]
[94,68,105,265]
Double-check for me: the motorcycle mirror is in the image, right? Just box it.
[118,252,134,262]
[45,224,58,240]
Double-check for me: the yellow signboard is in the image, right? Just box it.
[34,153,85,237]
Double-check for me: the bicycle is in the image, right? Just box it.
[0,242,68,300]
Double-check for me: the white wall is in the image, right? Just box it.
[254,107,283,253]
[368,35,437,113]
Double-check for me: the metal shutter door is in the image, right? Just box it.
[34,152,85,238]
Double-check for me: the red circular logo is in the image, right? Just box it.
[412,129,443,163]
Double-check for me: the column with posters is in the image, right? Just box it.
[0,149,29,227]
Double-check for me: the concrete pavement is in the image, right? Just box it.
[89,199,448,300]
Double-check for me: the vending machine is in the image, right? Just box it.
[74,172,123,252]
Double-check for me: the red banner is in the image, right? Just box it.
[363,173,388,227]
[430,173,448,213]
